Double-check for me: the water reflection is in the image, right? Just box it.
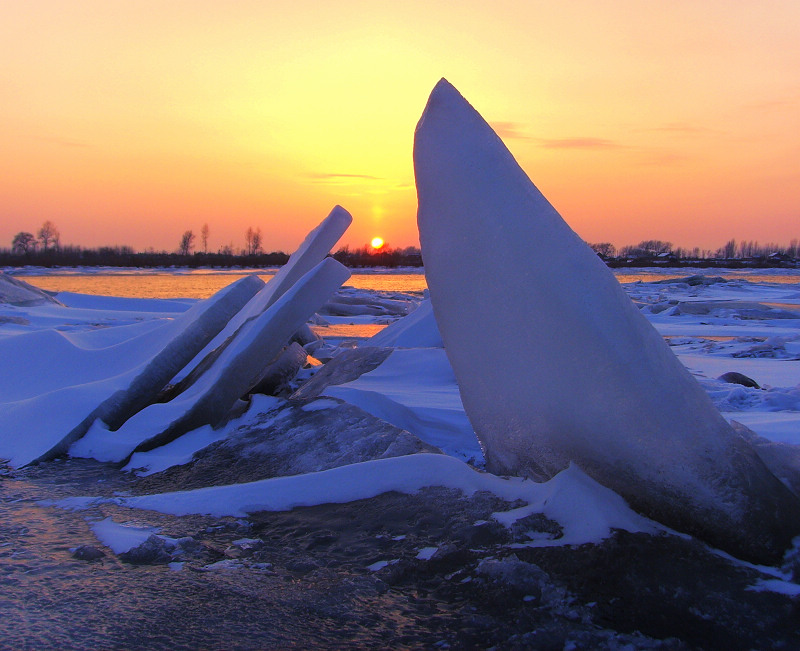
[19,267,800,300]
[25,272,429,299]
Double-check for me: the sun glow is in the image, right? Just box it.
[371,237,385,250]
[2,3,800,252]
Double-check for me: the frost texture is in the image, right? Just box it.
[414,78,800,564]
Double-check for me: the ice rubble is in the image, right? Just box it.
[0,274,263,467]
[0,208,352,468]
[414,78,800,564]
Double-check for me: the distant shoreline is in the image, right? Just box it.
[4,262,799,277]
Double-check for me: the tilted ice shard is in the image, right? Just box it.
[367,299,443,348]
[171,205,353,386]
[414,78,800,564]
[71,257,351,462]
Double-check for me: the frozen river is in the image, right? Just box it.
[2,266,800,647]
[11,266,800,299]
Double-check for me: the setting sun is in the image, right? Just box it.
[370,237,385,250]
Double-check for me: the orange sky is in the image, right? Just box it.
[2,1,799,254]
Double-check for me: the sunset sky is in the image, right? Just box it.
[2,1,799,254]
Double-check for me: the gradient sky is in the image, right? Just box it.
[2,1,799,254]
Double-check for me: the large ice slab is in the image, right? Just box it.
[71,258,351,462]
[0,275,263,467]
[414,78,800,564]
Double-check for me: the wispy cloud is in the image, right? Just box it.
[746,93,800,111]
[490,121,530,140]
[636,150,692,166]
[537,137,621,150]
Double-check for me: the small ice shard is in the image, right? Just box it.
[414,78,800,564]
[367,299,443,348]
[0,273,63,306]
[248,341,308,396]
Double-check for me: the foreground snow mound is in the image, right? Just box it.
[414,78,800,564]
[125,397,437,485]
[59,454,656,548]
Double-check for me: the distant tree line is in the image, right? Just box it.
[588,238,800,267]
[2,221,292,268]
[0,244,291,269]
[332,245,423,268]
[3,220,798,269]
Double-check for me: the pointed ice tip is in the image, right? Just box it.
[417,78,469,133]
[428,78,462,104]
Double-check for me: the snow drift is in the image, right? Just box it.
[414,78,800,564]
[0,274,263,467]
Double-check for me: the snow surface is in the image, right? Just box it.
[90,517,159,554]
[122,395,283,475]
[322,348,482,463]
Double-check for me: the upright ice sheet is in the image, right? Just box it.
[414,78,800,564]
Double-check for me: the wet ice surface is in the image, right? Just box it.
[3,460,508,649]
[2,270,800,647]
[5,459,800,650]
